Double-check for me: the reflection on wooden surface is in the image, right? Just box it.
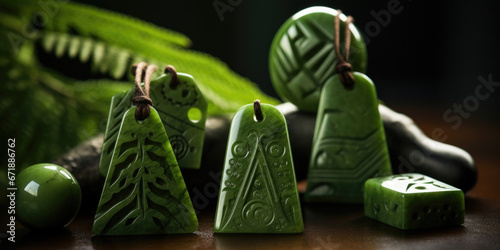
[3,107,500,249]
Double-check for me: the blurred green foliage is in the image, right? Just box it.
[0,0,277,170]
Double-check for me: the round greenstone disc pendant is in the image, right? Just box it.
[269,6,367,112]
[16,163,82,230]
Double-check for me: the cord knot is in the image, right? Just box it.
[131,62,157,121]
[132,95,153,106]
[335,61,355,88]
[132,95,153,120]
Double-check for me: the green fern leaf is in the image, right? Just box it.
[42,32,58,52]
[92,41,106,67]
[68,36,81,59]
[80,38,94,62]
[0,0,279,169]
[55,33,69,58]
[112,50,130,79]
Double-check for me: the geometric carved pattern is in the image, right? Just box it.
[269,7,367,112]
[383,174,458,194]
[305,73,392,203]
[309,128,389,181]
[307,128,391,202]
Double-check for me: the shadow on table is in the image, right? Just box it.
[214,233,306,250]
[355,215,466,238]
[91,233,204,249]
[465,196,495,215]
[301,201,467,242]
[4,227,76,249]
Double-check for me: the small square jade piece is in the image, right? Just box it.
[364,174,464,230]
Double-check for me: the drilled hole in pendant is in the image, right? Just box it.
[253,113,265,122]
[188,107,202,123]
[136,117,148,125]
[253,100,263,122]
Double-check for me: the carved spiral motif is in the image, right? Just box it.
[242,200,274,227]
[170,135,189,160]
[232,141,249,158]
[266,140,286,158]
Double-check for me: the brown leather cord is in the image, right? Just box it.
[132,62,156,121]
[130,63,146,81]
[164,65,179,89]
[254,99,263,122]
[334,10,355,88]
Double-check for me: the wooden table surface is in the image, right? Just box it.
[3,107,500,249]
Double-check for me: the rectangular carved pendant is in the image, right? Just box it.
[305,72,392,203]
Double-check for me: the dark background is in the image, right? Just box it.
[76,0,499,120]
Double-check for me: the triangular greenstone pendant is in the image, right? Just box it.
[100,89,134,176]
[305,72,392,203]
[214,103,303,233]
[99,73,207,176]
[93,106,198,235]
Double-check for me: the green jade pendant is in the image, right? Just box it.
[93,106,198,235]
[269,6,367,112]
[214,103,303,233]
[305,72,392,203]
[364,174,465,230]
[100,72,207,176]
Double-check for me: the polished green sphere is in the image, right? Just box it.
[269,6,367,112]
[16,163,82,230]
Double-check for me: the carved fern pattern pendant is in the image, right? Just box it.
[99,73,207,176]
[93,106,198,235]
[214,103,303,233]
[100,89,134,176]
[305,72,392,203]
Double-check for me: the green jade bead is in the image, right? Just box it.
[364,173,465,230]
[93,106,198,235]
[269,6,367,112]
[16,163,82,230]
[305,73,392,203]
[214,103,303,233]
[99,73,208,176]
